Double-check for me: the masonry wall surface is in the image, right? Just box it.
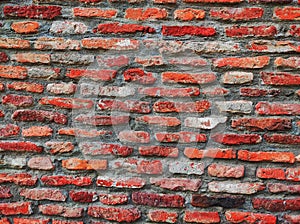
[0,0,299,223]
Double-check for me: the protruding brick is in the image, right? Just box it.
[125,8,168,20]
[174,8,205,21]
[13,218,50,224]
[95,22,155,34]
[162,25,216,36]
[39,204,83,218]
[162,72,216,84]
[275,57,300,69]
[4,5,61,19]
[257,167,286,180]
[184,211,220,224]
[192,194,245,208]
[45,142,74,154]
[274,7,300,20]
[0,65,27,79]
[150,178,202,191]
[268,183,300,194]
[0,38,30,49]
[0,141,43,153]
[22,126,52,137]
[0,124,20,138]
[139,146,178,157]
[226,25,277,37]
[208,164,244,178]
[213,56,269,69]
[0,202,32,215]
[124,68,156,84]
[225,211,277,224]
[62,158,107,170]
[11,21,39,34]
[99,193,128,205]
[261,71,300,86]
[208,181,265,194]
[212,133,262,145]
[20,188,66,201]
[73,8,118,18]
[0,173,37,186]
[69,190,97,203]
[41,175,92,187]
[58,128,110,138]
[154,100,210,113]
[148,210,178,223]
[12,109,67,124]
[256,102,300,115]
[184,148,236,159]
[0,52,9,62]
[136,115,181,126]
[252,198,300,212]
[39,97,93,109]
[96,176,146,188]
[240,88,280,97]
[210,7,264,21]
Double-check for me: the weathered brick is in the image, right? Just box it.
[45,141,74,154]
[162,25,216,36]
[286,168,300,181]
[88,206,141,222]
[58,128,110,138]
[75,114,129,126]
[256,167,286,180]
[247,40,300,53]
[125,8,168,20]
[81,84,135,97]
[11,21,39,34]
[41,175,92,187]
[69,190,97,203]
[169,161,204,175]
[289,25,300,37]
[0,173,37,186]
[240,87,280,97]
[0,202,32,215]
[192,194,245,208]
[124,68,156,84]
[39,204,83,218]
[4,5,61,19]
[184,211,220,224]
[52,220,83,224]
[216,100,253,114]
[12,109,67,124]
[174,8,205,21]
[148,210,178,223]
[136,115,181,126]
[2,94,33,107]
[13,218,50,224]
[50,21,87,34]
[154,100,210,113]
[0,218,10,224]
[73,8,118,18]
[0,65,27,79]
[98,99,150,113]
[252,198,300,212]
[210,7,264,21]
[132,191,184,207]
[99,193,128,205]
[155,132,207,143]
[139,146,178,157]
[222,71,253,84]
[66,69,116,81]
[261,71,300,86]
[119,130,150,143]
[0,141,43,153]
[20,188,66,201]
[184,148,236,159]
[150,178,201,191]
[185,117,227,129]
[274,7,300,20]
[213,56,269,69]
[82,38,139,50]
[238,150,295,163]
[208,181,265,194]
[212,133,262,145]
[139,87,200,97]
[154,0,176,3]
[39,97,93,109]
[34,37,80,50]
[0,38,30,49]
[51,53,94,65]
[265,134,300,145]
[208,164,244,178]
[47,82,76,95]
[27,67,60,79]
[167,57,207,66]
[275,57,300,69]
[80,142,133,157]
[225,211,277,224]
[0,186,12,198]
[0,52,9,62]
[22,126,52,137]
[226,25,277,37]
[185,0,241,2]
[268,183,300,194]
[97,55,129,67]
[62,158,107,170]
[201,86,230,96]
[96,176,146,188]
[162,72,216,84]
[0,124,19,138]
[114,159,163,175]
[28,157,54,170]
[284,214,300,224]
[95,22,155,34]
[12,53,50,64]
[256,102,300,115]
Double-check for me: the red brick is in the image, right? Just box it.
[41,175,92,187]
[0,124,19,138]
[52,220,83,224]
[240,88,280,97]
[238,150,295,163]
[150,178,201,191]
[284,214,300,224]
[62,158,107,170]
[66,69,116,81]
[22,126,52,137]
[0,82,4,91]
[174,8,205,21]
[275,57,300,69]
[46,82,76,95]
[148,210,178,223]
[256,102,300,115]
[96,176,146,188]
[252,198,300,212]
[0,186,12,199]
[69,190,97,203]
[2,94,33,107]
[58,128,110,138]
[39,204,83,218]
[34,37,80,50]
[124,68,156,84]
[45,141,74,154]
[154,0,176,3]
[0,202,31,215]
[162,25,216,36]
[210,7,264,21]
[11,21,39,34]
[114,159,163,174]
[264,134,300,145]
[0,141,42,153]
[155,132,206,143]
[0,38,30,49]
[12,109,67,124]
[119,130,150,143]
[0,52,8,62]
[222,71,253,84]
[232,117,292,131]
[20,188,66,201]
[192,194,245,208]
[289,25,300,37]
[162,72,216,84]
[7,82,44,93]
[132,191,184,207]
[12,53,50,64]
[250,0,292,2]
[184,148,236,159]
[213,56,269,69]
[268,183,300,194]
[211,133,262,145]
[226,25,277,37]
[75,115,129,126]
[27,156,54,170]
[261,71,300,86]
[0,110,5,118]
[97,55,129,67]
[225,211,277,224]
[0,218,10,224]
[201,87,230,96]
[168,57,207,66]
[0,173,37,186]
[247,40,300,53]
[208,164,244,178]
[185,0,241,2]
[184,211,220,223]
[98,99,150,113]
[257,167,286,180]
[94,22,155,34]
[286,168,300,181]
[209,181,265,194]
[139,146,178,157]
[4,5,61,19]
[80,142,133,157]
[154,100,210,113]
[0,65,27,79]
[82,38,139,50]
[125,8,168,20]
[169,161,204,175]
[13,218,50,224]
[88,206,141,222]
[139,87,200,97]
[99,193,128,205]
[274,7,300,20]
[73,8,117,18]
[39,97,93,109]
[136,115,181,126]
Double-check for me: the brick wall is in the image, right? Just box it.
[0,0,300,223]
